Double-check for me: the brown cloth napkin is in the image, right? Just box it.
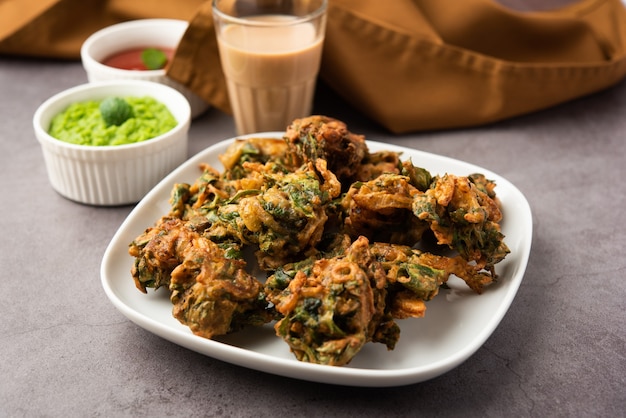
[167,0,626,133]
[3,0,626,133]
[0,0,203,59]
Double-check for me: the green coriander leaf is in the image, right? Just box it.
[100,97,134,127]
[141,48,168,70]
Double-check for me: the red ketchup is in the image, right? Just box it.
[102,47,175,71]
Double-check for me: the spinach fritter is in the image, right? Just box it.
[128,115,510,366]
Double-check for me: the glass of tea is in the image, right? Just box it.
[212,0,328,135]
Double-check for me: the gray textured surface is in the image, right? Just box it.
[1,51,625,417]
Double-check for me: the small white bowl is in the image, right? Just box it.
[81,19,209,119]
[34,80,191,206]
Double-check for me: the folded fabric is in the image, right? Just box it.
[167,0,626,133]
[318,0,626,132]
[0,0,203,59]
[3,0,626,133]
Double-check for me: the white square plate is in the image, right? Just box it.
[101,133,533,387]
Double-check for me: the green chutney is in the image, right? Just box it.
[48,96,178,146]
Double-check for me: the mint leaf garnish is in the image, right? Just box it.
[141,48,168,70]
[100,97,134,127]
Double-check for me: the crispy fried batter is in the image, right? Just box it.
[128,116,510,365]
[369,242,495,296]
[270,236,397,365]
[343,173,428,245]
[284,115,368,186]
[413,174,510,272]
[130,218,270,338]
[169,236,270,338]
[129,217,193,293]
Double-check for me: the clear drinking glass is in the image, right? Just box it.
[212,0,327,135]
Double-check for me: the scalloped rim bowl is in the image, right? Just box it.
[33,80,191,206]
[80,18,209,118]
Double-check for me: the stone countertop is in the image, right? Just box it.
[1,49,624,416]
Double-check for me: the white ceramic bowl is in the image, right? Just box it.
[34,80,191,206]
[81,19,209,119]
